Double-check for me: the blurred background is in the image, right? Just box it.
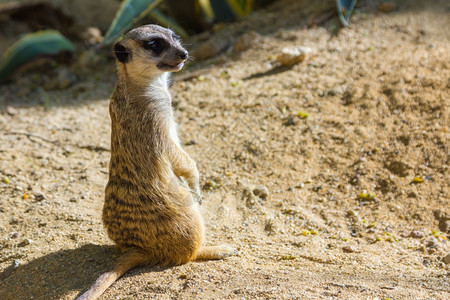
[0,0,366,90]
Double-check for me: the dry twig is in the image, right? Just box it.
[2,131,73,154]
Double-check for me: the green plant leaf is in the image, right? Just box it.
[206,0,255,22]
[149,8,188,40]
[103,0,164,45]
[0,30,74,82]
[336,0,357,27]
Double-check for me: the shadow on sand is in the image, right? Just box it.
[0,244,120,300]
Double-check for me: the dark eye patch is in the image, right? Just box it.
[142,38,167,55]
[172,33,181,41]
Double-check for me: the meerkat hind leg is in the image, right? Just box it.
[195,245,238,261]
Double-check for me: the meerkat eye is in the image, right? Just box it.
[143,39,164,54]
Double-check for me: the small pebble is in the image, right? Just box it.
[18,238,33,247]
[426,237,439,248]
[407,191,417,198]
[443,253,450,264]
[276,46,312,66]
[234,31,261,53]
[284,116,296,126]
[342,245,358,253]
[34,193,46,202]
[56,67,76,89]
[6,106,18,116]
[13,260,20,270]
[82,27,103,45]
[184,140,197,146]
[253,186,269,200]
[347,210,358,217]
[327,88,342,96]
[193,38,229,60]
[410,230,426,238]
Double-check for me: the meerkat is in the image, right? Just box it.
[77,25,237,300]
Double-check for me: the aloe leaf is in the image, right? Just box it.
[103,0,164,45]
[225,0,254,17]
[149,8,188,40]
[206,0,255,22]
[336,0,357,27]
[0,30,74,82]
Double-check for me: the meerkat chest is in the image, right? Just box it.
[168,117,180,146]
[144,73,181,146]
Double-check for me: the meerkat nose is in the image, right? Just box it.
[178,50,188,60]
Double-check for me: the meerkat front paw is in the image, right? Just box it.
[194,187,202,205]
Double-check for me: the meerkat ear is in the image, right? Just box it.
[114,42,131,63]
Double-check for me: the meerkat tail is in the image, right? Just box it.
[195,245,238,261]
[76,249,149,300]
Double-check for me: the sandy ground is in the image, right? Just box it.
[0,0,449,299]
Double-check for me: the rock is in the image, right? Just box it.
[184,140,197,146]
[192,38,229,61]
[73,49,102,74]
[439,220,450,234]
[343,245,358,253]
[234,31,262,53]
[18,238,33,247]
[347,210,358,218]
[0,260,21,280]
[434,210,450,233]
[34,193,47,202]
[379,2,396,13]
[10,232,19,239]
[6,106,18,116]
[296,183,305,188]
[13,260,20,269]
[276,46,312,66]
[243,188,257,208]
[443,253,450,264]
[82,27,103,45]
[407,191,418,198]
[410,230,426,238]
[327,87,342,96]
[253,186,269,200]
[426,237,439,248]
[264,219,276,234]
[44,67,76,90]
[385,160,411,177]
[284,116,296,126]
[56,67,76,89]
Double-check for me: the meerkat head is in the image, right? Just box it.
[113,25,188,81]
